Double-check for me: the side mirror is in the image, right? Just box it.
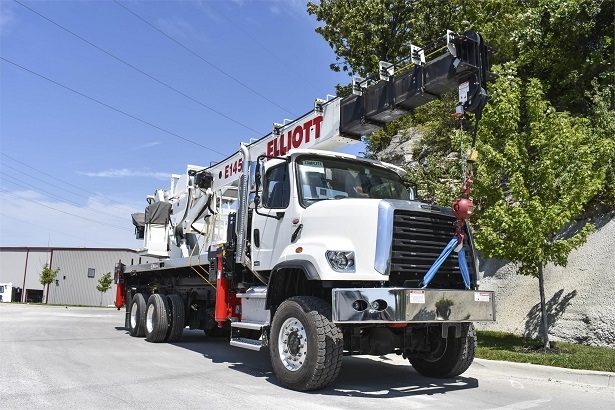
[407,186,415,200]
[254,161,263,207]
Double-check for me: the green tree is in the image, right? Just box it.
[96,272,113,307]
[307,0,461,95]
[473,64,613,348]
[309,0,614,113]
[39,263,60,304]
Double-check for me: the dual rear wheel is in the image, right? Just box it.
[128,293,185,343]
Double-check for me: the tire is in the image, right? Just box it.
[165,294,185,343]
[409,323,476,378]
[145,294,169,343]
[269,296,343,391]
[128,293,146,337]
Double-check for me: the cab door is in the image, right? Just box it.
[251,163,292,271]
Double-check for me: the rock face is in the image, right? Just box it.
[375,129,422,167]
[376,132,615,348]
[476,214,615,348]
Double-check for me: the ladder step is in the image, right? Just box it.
[231,321,266,330]
[230,337,262,351]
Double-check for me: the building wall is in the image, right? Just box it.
[0,248,139,306]
[0,249,52,302]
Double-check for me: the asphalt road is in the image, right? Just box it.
[1,303,613,409]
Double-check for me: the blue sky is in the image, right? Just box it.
[0,0,363,249]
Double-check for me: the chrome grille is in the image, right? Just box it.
[389,210,475,288]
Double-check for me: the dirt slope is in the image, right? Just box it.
[476,214,615,348]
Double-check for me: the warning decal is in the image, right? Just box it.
[409,290,425,304]
[474,292,491,302]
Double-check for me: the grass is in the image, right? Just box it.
[476,330,615,373]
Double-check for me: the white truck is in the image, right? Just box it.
[115,30,495,391]
[0,283,13,303]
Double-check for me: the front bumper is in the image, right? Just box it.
[332,288,495,323]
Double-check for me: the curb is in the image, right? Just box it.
[474,358,615,389]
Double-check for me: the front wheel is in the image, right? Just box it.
[269,296,343,391]
[409,323,476,378]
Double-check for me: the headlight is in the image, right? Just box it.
[325,251,355,272]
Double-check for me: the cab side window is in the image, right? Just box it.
[262,164,290,209]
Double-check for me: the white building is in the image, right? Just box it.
[0,247,155,306]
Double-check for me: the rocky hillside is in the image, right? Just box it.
[376,131,615,348]
[476,213,615,348]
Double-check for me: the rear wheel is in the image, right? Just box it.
[128,293,146,337]
[409,323,476,378]
[269,296,343,391]
[165,294,185,342]
[145,294,169,343]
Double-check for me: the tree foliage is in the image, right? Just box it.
[471,64,613,346]
[307,0,460,95]
[96,272,113,293]
[473,64,610,274]
[309,0,614,209]
[308,0,615,346]
[309,0,614,114]
[39,263,60,304]
[96,272,113,306]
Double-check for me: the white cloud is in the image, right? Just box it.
[0,1,17,35]
[269,5,282,15]
[0,190,143,249]
[128,141,162,151]
[78,168,170,180]
[270,0,309,18]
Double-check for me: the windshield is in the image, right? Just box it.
[296,155,409,207]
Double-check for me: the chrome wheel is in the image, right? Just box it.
[277,317,308,371]
[146,303,155,334]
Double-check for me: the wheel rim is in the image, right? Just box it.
[277,317,308,372]
[424,337,448,362]
[146,303,155,333]
[130,301,138,329]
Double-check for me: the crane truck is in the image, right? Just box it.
[115,30,495,391]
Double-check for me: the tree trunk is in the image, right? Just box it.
[45,284,49,304]
[538,264,550,349]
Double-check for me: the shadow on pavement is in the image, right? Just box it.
[112,327,479,397]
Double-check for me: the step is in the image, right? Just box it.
[231,321,266,331]
[230,337,262,351]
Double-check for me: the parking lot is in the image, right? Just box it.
[1,303,613,409]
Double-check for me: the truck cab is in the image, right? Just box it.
[251,149,410,276]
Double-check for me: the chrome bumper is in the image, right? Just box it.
[332,288,495,323]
